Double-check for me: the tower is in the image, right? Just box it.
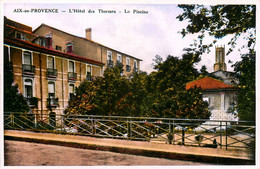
[214,46,227,71]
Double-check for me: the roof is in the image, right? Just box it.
[5,24,38,37]
[4,37,104,66]
[186,77,236,91]
[33,24,142,61]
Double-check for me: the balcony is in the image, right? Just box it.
[25,97,38,108]
[22,64,35,76]
[126,65,131,72]
[68,72,77,81]
[47,97,59,108]
[107,60,114,68]
[47,68,58,78]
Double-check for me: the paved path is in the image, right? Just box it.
[4,130,253,165]
[5,140,209,166]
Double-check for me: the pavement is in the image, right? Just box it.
[4,130,254,165]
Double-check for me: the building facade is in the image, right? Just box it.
[5,17,134,124]
[33,24,142,77]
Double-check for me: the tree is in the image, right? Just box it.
[4,47,29,112]
[65,65,132,116]
[177,5,256,121]
[177,5,255,55]
[232,53,255,122]
[150,54,210,120]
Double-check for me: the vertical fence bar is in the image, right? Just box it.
[34,113,37,129]
[130,120,132,140]
[220,121,222,149]
[226,121,228,150]
[11,113,14,128]
[172,120,175,144]
[94,119,96,135]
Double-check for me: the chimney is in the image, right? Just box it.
[85,28,92,40]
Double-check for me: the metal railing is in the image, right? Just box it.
[47,68,58,77]
[47,98,59,108]
[68,72,77,81]
[22,64,35,74]
[4,112,255,150]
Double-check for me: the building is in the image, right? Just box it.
[33,24,142,77]
[4,17,141,124]
[186,46,238,122]
[186,77,238,121]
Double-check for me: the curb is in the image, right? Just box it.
[4,135,254,165]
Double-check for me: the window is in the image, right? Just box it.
[69,61,74,72]
[56,46,62,51]
[117,54,122,63]
[24,79,33,99]
[45,34,52,49]
[133,60,138,72]
[86,65,92,81]
[22,51,35,74]
[66,42,73,53]
[107,51,112,61]
[47,56,55,69]
[47,56,57,77]
[23,51,32,65]
[107,51,113,68]
[203,97,210,105]
[126,57,131,72]
[68,61,77,80]
[48,82,55,99]
[69,84,75,100]
[15,31,24,40]
[48,81,58,107]
[39,38,46,47]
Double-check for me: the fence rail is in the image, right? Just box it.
[4,112,255,150]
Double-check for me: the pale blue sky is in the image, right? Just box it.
[3,3,248,73]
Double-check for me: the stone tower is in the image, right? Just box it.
[214,46,227,71]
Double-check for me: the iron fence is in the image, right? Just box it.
[4,112,255,150]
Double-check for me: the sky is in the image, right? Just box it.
[3,2,252,74]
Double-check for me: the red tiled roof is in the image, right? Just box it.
[4,37,104,66]
[186,77,235,90]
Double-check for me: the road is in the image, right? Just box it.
[4,140,211,166]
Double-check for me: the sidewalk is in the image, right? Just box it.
[4,130,254,165]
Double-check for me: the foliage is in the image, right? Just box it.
[177,4,256,121]
[4,50,29,112]
[148,54,210,119]
[65,52,210,124]
[177,5,256,55]
[232,53,255,121]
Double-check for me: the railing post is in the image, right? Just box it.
[34,113,37,129]
[11,113,14,128]
[172,120,175,144]
[130,120,132,140]
[93,119,96,135]
[220,121,222,149]
[226,121,228,150]
[182,129,185,145]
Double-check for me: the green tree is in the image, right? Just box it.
[4,47,29,112]
[177,5,255,54]
[232,53,255,121]
[150,54,210,119]
[177,4,256,121]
